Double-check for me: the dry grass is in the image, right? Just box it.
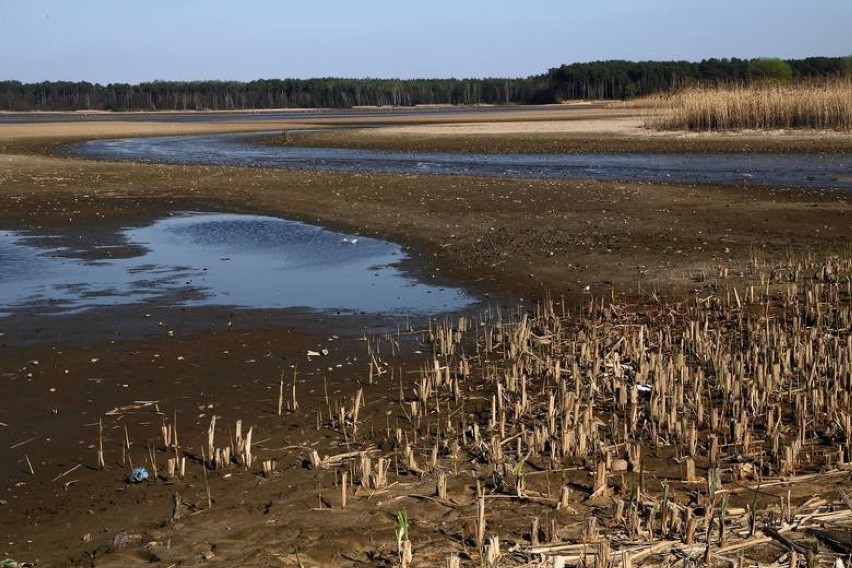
[639,78,852,131]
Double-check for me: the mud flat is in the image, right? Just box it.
[0,108,849,565]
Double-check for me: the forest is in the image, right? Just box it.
[0,57,848,111]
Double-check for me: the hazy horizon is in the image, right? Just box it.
[2,0,850,84]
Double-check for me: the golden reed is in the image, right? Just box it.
[637,78,852,131]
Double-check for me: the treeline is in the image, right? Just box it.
[546,56,852,101]
[0,57,848,111]
[0,77,548,112]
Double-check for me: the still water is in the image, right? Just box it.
[0,212,474,317]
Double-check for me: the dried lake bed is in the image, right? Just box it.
[0,107,849,566]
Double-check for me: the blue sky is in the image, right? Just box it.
[1,0,850,83]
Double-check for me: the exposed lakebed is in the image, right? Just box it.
[0,212,474,317]
[75,132,852,189]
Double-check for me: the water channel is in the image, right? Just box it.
[75,132,852,189]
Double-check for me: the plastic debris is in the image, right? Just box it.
[128,466,149,483]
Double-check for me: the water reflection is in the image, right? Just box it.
[0,213,474,317]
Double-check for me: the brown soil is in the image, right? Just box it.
[0,109,849,566]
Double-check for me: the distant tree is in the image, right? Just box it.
[747,58,794,82]
[0,57,847,111]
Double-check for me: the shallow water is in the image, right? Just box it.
[75,132,852,189]
[0,212,474,317]
[0,106,549,124]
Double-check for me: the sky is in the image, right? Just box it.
[1,0,850,84]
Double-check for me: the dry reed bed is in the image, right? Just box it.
[98,251,852,566]
[385,252,852,566]
[638,79,852,131]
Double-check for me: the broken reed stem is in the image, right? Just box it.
[530,517,540,546]
[323,376,332,429]
[161,416,171,448]
[476,494,486,552]
[352,388,363,435]
[123,423,133,469]
[172,411,181,476]
[292,366,299,411]
[97,418,105,470]
[262,459,276,477]
[173,409,179,449]
[147,443,158,479]
[683,458,697,483]
[171,491,182,522]
[277,373,284,416]
[200,447,212,509]
[207,415,216,469]
[51,463,81,482]
[436,469,448,500]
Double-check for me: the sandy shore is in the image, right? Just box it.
[0,109,849,565]
[273,108,852,154]
[365,117,645,135]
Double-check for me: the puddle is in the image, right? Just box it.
[0,212,475,317]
